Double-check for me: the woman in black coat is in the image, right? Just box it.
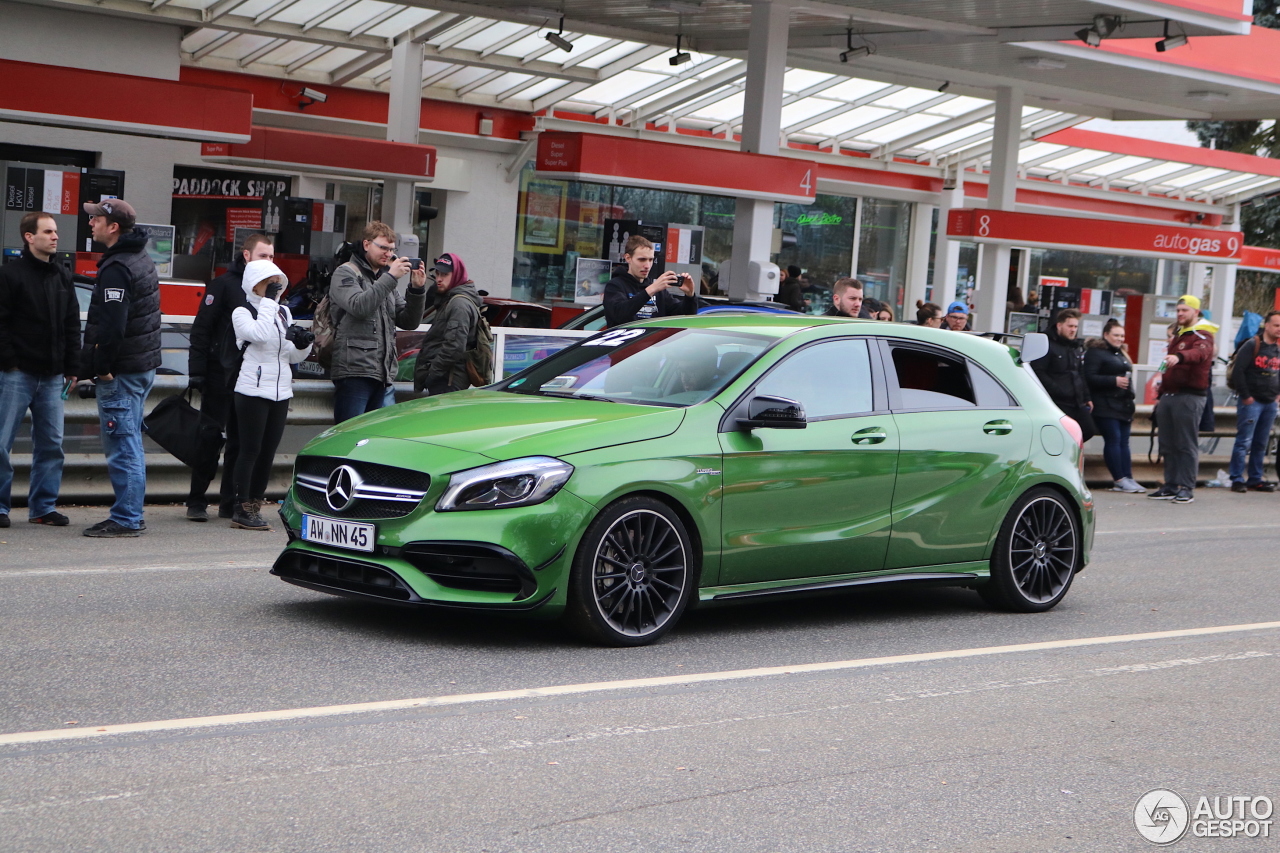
[1084,318,1142,492]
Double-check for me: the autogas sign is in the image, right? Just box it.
[946,208,1244,262]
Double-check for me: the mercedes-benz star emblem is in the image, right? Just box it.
[325,465,362,512]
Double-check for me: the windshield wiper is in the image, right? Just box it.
[538,391,618,403]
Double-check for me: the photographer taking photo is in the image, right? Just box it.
[603,235,697,328]
[227,260,312,531]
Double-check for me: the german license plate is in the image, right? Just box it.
[301,514,375,553]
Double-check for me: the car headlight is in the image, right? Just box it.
[436,457,574,512]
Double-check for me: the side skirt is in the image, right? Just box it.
[697,561,989,605]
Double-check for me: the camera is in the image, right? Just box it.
[78,381,96,399]
[409,258,422,271]
[285,324,315,349]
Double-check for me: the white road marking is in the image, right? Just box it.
[1095,523,1280,536]
[0,563,271,578]
[1,620,1278,747]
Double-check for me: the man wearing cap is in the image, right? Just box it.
[413,252,482,396]
[79,199,162,537]
[1149,294,1217,504]
[328,221,427,422]
[0,212,81,529]
[943,301,972,331]
[824,278,873,319]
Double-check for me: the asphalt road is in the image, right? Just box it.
[1,490,1277,851]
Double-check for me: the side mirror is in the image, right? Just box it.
[1021,332,1049,363]
[738,395,807,430]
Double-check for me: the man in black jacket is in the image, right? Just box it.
[1033,308,1095,441]
[79,199,161,538]
[184,233,274,521]
[602,235,696,328]
[0,212,81,528]
[1228,310,1280,492]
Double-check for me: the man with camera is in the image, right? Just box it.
[184,233,274,521]
[603,235,697,328]
[328,221,428,422]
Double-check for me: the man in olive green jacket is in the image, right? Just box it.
[329,221,427,422]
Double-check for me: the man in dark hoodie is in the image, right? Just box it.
[79,199,162,538]
[183,233,274,521]
[0,212,81,528]
[1228,309,1280,492]
[603,235,697,328]
[1032,308,1095,441]
[328,221,427,422]
[413,253,482,395]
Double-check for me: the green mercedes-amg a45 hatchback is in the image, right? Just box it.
[273,315,1094,646]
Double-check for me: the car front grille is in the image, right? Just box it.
[294,456,430,519]
[273,549,417,601]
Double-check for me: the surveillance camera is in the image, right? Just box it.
[300,87,328,103]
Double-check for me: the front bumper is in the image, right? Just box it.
[275,482,594,615]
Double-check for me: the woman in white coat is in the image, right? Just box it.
[229,260,312,530]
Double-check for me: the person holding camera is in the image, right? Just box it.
[227,260,312,531]
[603,235,697,328]
[328,221,428,422]
[413,253,482,396]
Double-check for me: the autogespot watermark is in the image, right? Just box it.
[1134,789,1274,844]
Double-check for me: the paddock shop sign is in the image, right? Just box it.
[172,167,289,200]
[946,208,1244,263]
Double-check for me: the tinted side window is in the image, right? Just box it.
[890,346,975,409]
[755,339,874,419]
[970,362,1018,408]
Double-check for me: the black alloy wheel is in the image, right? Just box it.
[980,487,1079,612]
[566,496,695,646]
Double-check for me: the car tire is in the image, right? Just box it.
[564,496,696,647]
[979,487,1080,613]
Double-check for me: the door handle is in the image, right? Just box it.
[983,419,1013,435]
[852,427,887,445]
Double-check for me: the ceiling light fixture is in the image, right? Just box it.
[1018,56,1067,70]
[1156,20,1188,52]
[545,16,573,52]
[1187,90,1230,102]
[937,80,950,93]
[669,33,692,65]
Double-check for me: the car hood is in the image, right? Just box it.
[331,389,686,460]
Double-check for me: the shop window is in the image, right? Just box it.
[858,198,911,320]
[890,346,976,409]
[775,195,858,314]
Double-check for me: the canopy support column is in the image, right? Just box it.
[974,86,1022,334]
[936,164,966,309]
[728,0,788,301]
[384,38,424,252]
[1210,262,1237,360]
[903,202,935,315]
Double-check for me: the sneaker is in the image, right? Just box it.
[1110,481,1129,492]
[83,520,142,538]
[1247,481,1278,492]
[1148,485,1178,500]
[1120,477,1146,493]
[230,500,270,531]
[29,511,69,526]
[0,514,8,529]
[1232,481,1248,493]
[186,505,209,522]
[1173,488,1195,503]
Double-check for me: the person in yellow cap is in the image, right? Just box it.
[1149,294,1218,503]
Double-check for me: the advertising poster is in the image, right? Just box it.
[138,223,175,277]
[574,257,613,306]
[518,171,568,254]
[225,208,262,243]
[575,200,602,255]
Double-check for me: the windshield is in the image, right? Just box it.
[499,327,773,407]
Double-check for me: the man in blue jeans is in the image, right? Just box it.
[1229,310,1280,492]
[79,199,161,538]
[0,212,81,528]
